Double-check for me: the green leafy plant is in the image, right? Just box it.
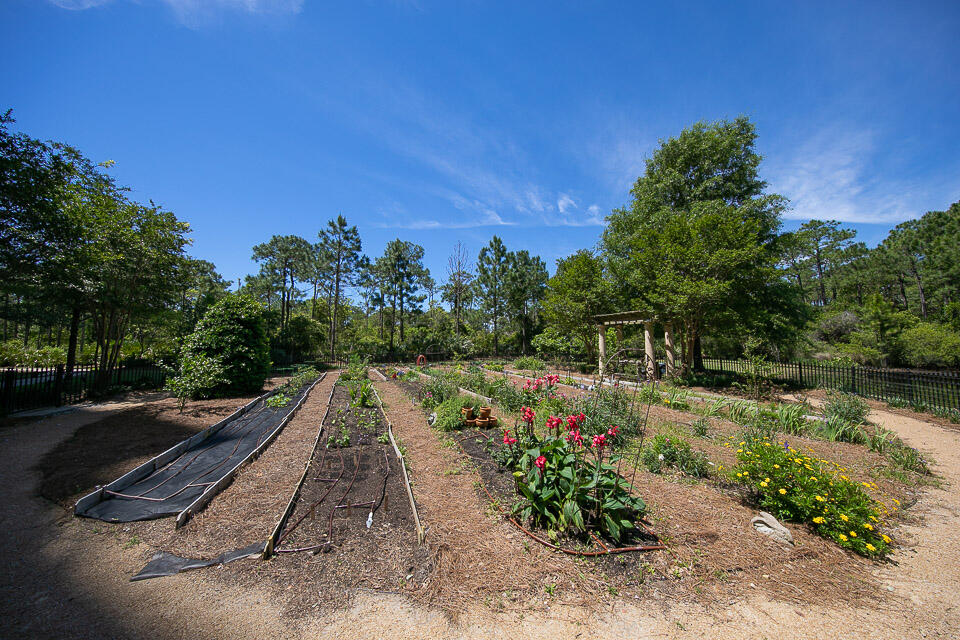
[165,353,227,412]
[500,412,646,544]
[512,356,546,372]
[640,434,712,477]
[348,379,376,408]
[433,395,480,431]
[823,390,869,426]
[691,417,710,438]
[266,392,290,408]
[729,435,891,557]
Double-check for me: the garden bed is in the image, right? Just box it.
[404,363,926,607]
[255,380,430,614]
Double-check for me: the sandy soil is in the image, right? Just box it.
[1,382,958,638]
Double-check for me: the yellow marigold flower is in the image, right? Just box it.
[838,534,848,542]
[739,441,745,446]
[794,458,802,463]
[742,471,749,476]
[764,477,770,482]
[773,464,780,469]
[870,516,879,522]
[893,498,900,505]
[736,472,743,478]
[810,476,818,481]
[737,449,743,453]
[882,534,891,543]
[840,514,849,522]
[863,523,873,531]
[866,543,876,552]
[862,482,871,488]
[815,495,825,502]
[812,517,825,524]
[849,531,857,537]
[764,442,771,446]
[760,481,768,488]
[778,488,787,495]
[841,475,849,481]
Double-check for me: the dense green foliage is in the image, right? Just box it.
[174,294,271,398]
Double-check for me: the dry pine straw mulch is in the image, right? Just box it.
[401,368,923,614]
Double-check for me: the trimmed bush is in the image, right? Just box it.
[173,294,271,398]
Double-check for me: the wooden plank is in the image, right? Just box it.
[263,372,338,558]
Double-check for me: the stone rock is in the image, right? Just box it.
[751,511,794,545]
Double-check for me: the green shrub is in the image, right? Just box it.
[340,354,369,383]
[823,390,869,425]
[176,294,271,397]
[895,322,960,369]
[421,374,458,410]
[730,435,891,557]
[512,356,546,372]
[775,403,810,435]
[691,417,710,438]
[640,434,712,477]
[165,352,227,412]
[486,363,504,372]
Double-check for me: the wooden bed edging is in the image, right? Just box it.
[174,373,326,528]
[262,372,339,558]
[370,376,425,545]
[74,388,275,516]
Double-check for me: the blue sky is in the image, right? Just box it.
[3,1,958,288]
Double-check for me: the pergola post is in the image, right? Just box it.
[644,321,657,380]
[597,325,607,380]
[664,322,676,379]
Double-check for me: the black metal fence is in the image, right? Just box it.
[702,358,960,411]
[0,364,167,416]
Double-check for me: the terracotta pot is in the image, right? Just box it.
[488,416,498,428]
[466,418,477,427]
[475,417,489,428]
[479,406,492,419]
[461,407,474,420]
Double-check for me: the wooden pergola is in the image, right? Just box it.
[593,311,679,380]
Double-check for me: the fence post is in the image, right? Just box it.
[1,370,16,414]
[53,364,65,406]
[797,361,804,387]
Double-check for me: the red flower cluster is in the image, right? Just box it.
[592,434,607,449]
[566,429,584,447]
[546,415,563,433]
[545,374,560,385]
[607,425,619,438]
[535,455,546,470]
[566,412,585,429]
[503,430,518,446]
[521,406,536,425]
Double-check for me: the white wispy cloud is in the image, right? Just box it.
[50,0,303,22]
[557,193,576,214]
[768,127,960,224]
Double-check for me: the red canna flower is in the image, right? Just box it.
[546,415,563,433]
[592,434,607,449]
[521,406,536,425]
[607,425,619,438]
[566,429,584,447]
[535,455,546,470]
[503,430,517,446]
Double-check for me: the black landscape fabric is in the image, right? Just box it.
[130,542,265,581]
[77,383,312,522]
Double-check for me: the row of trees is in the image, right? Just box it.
[1,111,230,385]
[3,107,957,376]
